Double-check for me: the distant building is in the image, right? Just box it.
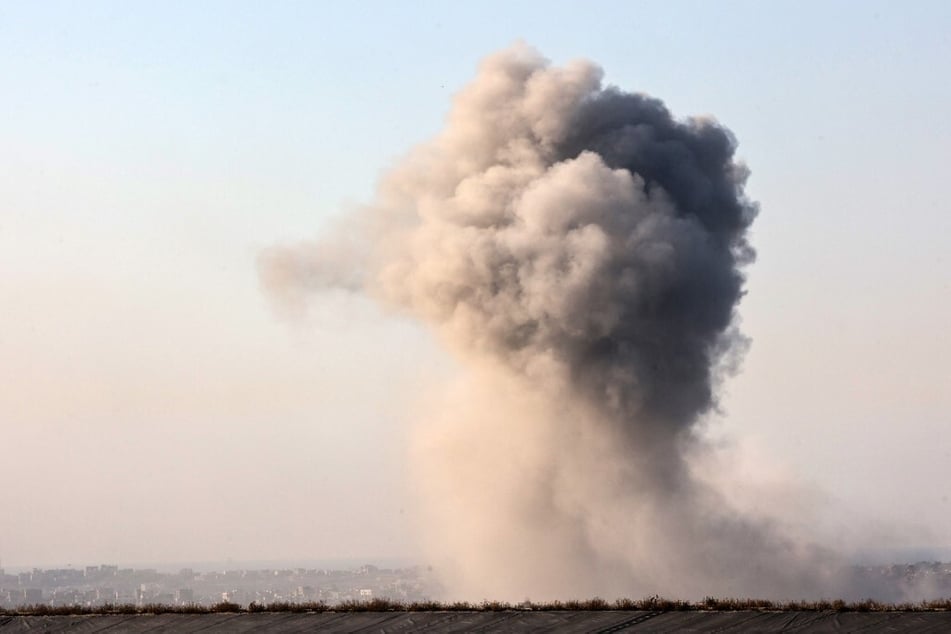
[97,588,117,604]
[24,588,43,604]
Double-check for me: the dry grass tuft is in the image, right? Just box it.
[4,596,951,616]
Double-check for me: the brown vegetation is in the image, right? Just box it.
[3,597,951,616]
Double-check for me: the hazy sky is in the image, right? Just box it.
[2,1,950,569]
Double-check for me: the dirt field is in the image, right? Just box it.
[3,610,951,632]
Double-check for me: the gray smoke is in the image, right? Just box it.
[260,43,841,599]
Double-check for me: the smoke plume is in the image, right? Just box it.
[260,44,837,599]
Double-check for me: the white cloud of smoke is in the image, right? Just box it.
[261,43,864,600]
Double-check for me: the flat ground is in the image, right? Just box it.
[3,611,951,632]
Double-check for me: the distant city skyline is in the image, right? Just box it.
[0,561,436,608]
[4,560,951,607]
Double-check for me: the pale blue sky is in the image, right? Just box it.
[1,1,949,567]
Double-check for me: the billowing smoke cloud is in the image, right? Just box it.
[261,44,838,599]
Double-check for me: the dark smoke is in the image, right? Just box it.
[260,43,842,600]
[546,89,757,437]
